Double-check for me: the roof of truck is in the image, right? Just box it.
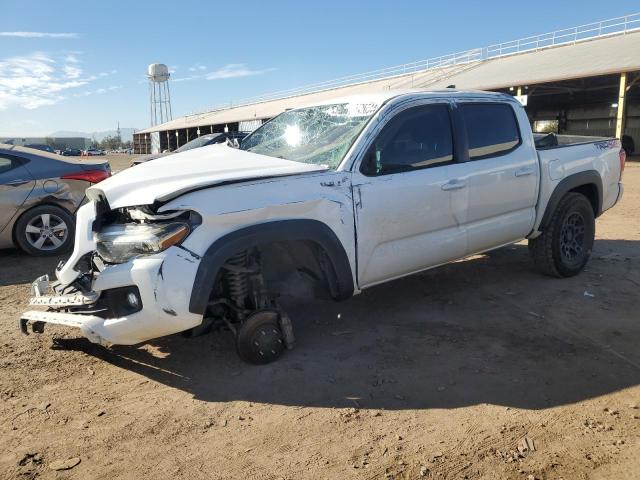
[141,90,515,134]
[299,88,510,108]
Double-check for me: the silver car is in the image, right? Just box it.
[0,144,111,255]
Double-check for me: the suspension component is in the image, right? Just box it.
[236,310,285,364]
[278,309,295,350]
[202,248,295,364]
[223,251,250,309]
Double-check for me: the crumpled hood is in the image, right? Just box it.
[89,143,328,209]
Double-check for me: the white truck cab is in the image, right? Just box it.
[21,90,625,364]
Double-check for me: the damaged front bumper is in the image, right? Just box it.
[20,247,204,345]
[20,310,109,344]
[21,275,109,344]
[27,275,99,307]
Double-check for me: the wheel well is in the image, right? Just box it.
[211,240,339,304]
[264,239,340,299]
[540,172,603,231]
[569,183,599,217]
[11,201,73,243]
[189,219,355,315]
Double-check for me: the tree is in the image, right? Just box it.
[44,137,56,148]
[98,135,122,151]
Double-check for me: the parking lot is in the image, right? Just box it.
[1,157,639,480]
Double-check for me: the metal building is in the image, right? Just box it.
[0,136,91,150]
[134,13,640,155]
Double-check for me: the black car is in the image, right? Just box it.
[24,144,56,154]
[61,148,83,156]
[131,131,249,166]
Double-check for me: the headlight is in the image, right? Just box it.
[95,222,190,264]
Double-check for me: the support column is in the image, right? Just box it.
[516,86,522,96]
[615,72,627,139]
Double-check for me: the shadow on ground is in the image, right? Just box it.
[49,239,640,411]
[0,248,63,287]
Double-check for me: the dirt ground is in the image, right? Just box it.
[1,158,639,480]
[105,153,134,173]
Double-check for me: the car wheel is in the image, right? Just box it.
[236,310,286,364]
[529,192,595,277]
[14,205,75,256]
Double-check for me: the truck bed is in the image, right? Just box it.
[534,132,610,150]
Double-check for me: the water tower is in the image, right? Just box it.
[147,63,172,126]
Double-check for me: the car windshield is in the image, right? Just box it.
[240,102,379,168]
[175,134,220,153]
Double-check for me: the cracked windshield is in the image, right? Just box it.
[240,102,379,168]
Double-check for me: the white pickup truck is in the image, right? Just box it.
[21,90,625,364]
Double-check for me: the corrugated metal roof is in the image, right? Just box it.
[138,31,640,134]
[426,31,640,90]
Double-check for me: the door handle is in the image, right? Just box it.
[441,179,467,191]
[515,167,535,177]
[4,179,31,186]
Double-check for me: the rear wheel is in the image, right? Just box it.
[529,192,595,277]
[14,205,75,256]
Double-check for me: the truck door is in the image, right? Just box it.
[0,154,35,234]
[449,101,538,255]
[352,102,466,288]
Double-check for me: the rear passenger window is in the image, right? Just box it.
[0,156,15,175]
[460,103,520,160]
[361,104,454,175]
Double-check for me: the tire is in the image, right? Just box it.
[529,192,595,278]
[14,205,75,256]
[236,310,285,365]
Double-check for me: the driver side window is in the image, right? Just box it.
[361,104,454,176]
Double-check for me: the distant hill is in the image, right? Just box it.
[49,128,137,142]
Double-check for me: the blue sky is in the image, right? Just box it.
[0,0,638,136]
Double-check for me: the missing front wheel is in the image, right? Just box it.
[197,248,295,364]
[236,310,286,364]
